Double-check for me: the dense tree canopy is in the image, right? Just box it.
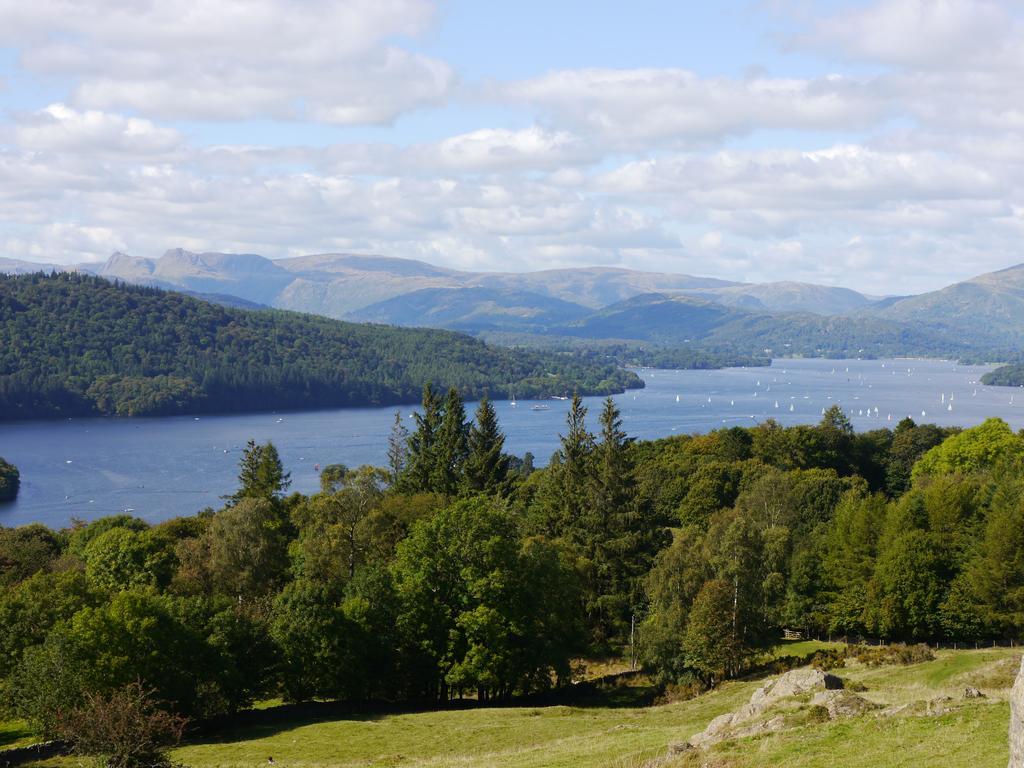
[0,272,641,419]
[4,395,1024,760]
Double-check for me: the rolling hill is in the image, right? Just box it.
[84,249,875,320]
[0,273,641,420]
[547,293,977,359]
[863,263,1024,347]
[351,286,591,332]
[8,249,1024,361]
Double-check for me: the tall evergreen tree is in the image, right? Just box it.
[432,388,469,497]
[462,396,511,496]
[402,384,443,493]
[230,440,291,503]
[386,411,410,487]
[585,397,668,644]
[556,393,595,536]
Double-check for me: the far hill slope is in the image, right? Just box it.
[863,263,1024,346]
[697,280,875,315]
[554,293,976,358]
[0,273,640,420]
[90,249,877,320]
[350,286,591,332]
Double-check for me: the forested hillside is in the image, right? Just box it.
[981,363,1024,387]
[0,273,640,420]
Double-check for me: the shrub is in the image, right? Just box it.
[852,643,934,667]
[54,682,187,768]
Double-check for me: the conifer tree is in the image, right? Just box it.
[432,388,469,496]
[586,397,668,644]
[230,440,291,502]
[402,384,443,493]
[386,411,409,486]
[462,396,511,496]
[550,393,595,538]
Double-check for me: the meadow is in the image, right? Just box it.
[11,644,1012,768]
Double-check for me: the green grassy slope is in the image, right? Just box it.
[22,648,1018,768]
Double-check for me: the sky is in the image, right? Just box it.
[1,0,1023,293]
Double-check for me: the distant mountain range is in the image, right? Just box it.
[3,249,1022,360]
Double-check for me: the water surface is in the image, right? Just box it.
[1,358,1018,527]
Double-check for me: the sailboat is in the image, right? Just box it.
[509,384,517,407]
[676,395,680,403]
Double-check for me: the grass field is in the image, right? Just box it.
[20,646,1021,768]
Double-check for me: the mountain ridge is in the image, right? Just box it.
[6,250,1024,358]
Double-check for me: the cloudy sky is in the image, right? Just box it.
[1,0,1022,292]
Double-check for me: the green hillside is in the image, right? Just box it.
[0,272,641,420]
[16,646,1014,768]
[553,293,978,359]
[168,647,1019,768]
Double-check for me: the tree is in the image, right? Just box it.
[230,440,291,502]
[820,491,887,635]
[6,591,213,732]
[291,466,389,583]
[531,393,593,538]
[402,383,444,493]
[432,388,469,496]
[0,570,96,678]
[208,498,289,596]
[957,476,1024,638]
[271,579,352,701]
[641,528,712,684]
[584,397,668,644]
[912,417,1024,482]
[392,497,582,702]
[684,579,749,685]
[817,405,855,474]
[885,419,952,496]
[387,411,410,486]
[462,396,511,496]
[319,463,348,494]
[706,511,772,655]
[868,529,946,641]
[0,524,61,586]
[83,527,174,593]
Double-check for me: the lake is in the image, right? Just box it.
[1,357,1020,528]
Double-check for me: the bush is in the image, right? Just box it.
[852,643,934,667]
[54,682,187,768]
[654,672,709,704]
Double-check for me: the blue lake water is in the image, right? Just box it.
[1,357,1021,528]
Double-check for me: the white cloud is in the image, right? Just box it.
[1,0,452,124]
[803,0,1014,70]
[14,104,182,155]
[499,68,884,148]
[4,0,1024,292]
[414,126,593,172]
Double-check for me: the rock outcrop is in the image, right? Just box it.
[811,688,878,719]
[684,668,853,750]
[1010,656,1024,768]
